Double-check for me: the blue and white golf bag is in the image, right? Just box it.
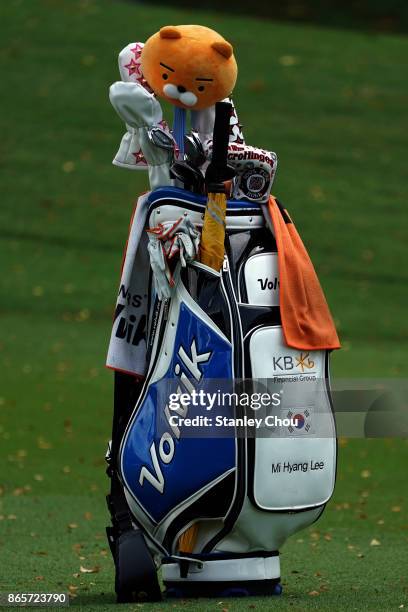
[106,186,337,600]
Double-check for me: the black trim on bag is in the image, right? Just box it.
[201,241,247,554]
[275,199,292,224]
[179,264,231,342]
[162,472,236,552]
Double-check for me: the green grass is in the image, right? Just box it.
[0,0,407,610]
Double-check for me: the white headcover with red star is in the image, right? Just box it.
[112,42,171,171]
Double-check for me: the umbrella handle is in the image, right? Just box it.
[205,101,233,191]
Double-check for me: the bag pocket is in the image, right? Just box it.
[248,325,336,511]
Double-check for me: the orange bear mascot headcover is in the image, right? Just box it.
[141,25,238,110]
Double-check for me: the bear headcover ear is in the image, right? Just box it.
[160,26,182,39]
[211,40,233,59]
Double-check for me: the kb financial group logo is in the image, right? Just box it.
[272,351,315,373]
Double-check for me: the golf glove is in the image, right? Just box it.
[147,218,200,300]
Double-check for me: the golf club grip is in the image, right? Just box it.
[211,101,232,175]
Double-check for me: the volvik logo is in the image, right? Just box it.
[257,277,279,291]
[138,339,212,494]
[272,352,315,372]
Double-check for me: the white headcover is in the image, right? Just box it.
[112,42,171,172]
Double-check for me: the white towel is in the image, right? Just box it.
[106,193,150,377]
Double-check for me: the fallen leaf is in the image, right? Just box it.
[68,523,78,530]
[64,420,73,433]
[324,533,332,541]
[37,436,52,450]
[279,55,299,67]
[391,506,401,513]
[62,161,75,173]
[80,565,100,574]
[34,474,44,481]
[370,539,381,546]
[308,590,320,596]
[84,512,92,520]
[360,469,371,479]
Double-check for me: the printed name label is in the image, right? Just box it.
[271,460,325,474]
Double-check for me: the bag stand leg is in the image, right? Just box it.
[106,371,162,602]
[115,530,162,603]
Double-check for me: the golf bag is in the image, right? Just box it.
[106,186,337,600]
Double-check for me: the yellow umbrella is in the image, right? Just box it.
[200,101,234,271]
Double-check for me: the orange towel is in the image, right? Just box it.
[268,196,340,351]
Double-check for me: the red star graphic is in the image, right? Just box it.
[132,150,147,165]
[131,43,144,58]
[124,58,142,78]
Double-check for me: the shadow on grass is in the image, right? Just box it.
[73,592,117,607]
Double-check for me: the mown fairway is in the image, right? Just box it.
[0,0,407,610]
